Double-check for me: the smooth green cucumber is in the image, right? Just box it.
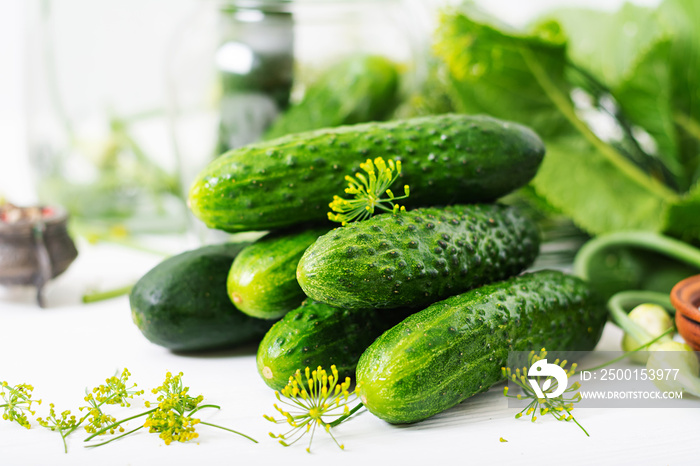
[188,114,545,232]
[227,226,329,319]
[297,204,540,310]
[356,270,606,424]
[263,54,400,140]
[129,243,273,352]
[256,300,413,391]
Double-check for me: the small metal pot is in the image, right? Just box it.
[0,205,78,307]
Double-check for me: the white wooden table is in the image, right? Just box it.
[1,239,698,466]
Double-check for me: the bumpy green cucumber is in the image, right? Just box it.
[297,204,539,310]
[188,114,545,232]
[227,226,329,319]
[356,270,606,424]
[256,300,413,391]
[263,54,400,140]
[129,243,273,352]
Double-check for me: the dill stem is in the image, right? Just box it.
[570,414,590,437]
[60,432,69,454]
[328,403,364,428]
[85,425,144,448]
[84,408,156,441]
[187,404,220,417]
[82,285,133,303]
[199,422,258,443]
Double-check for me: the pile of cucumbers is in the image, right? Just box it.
[130,113,608,424]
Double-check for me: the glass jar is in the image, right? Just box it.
[24,0,195,236]
[166,0,424,237]
[25,0,424,241]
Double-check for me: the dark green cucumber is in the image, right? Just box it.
[129,243,273,352]
[297,204,540,310]
[188,114,545,232]
[256,300,413,391]
[227,226,329,319]
[356,270,606,424]
[263,54,400,140]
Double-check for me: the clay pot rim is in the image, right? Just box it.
[670,274,700,324]
[0,205,69,234]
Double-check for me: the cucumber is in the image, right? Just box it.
[188,114,545,232]
[129,243,273,352]
[256,300,413,391]
[227,226,329,320]
[263,54,400,140]
[356,270,606,424]
[297,204,539,310]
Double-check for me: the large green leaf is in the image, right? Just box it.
[664,182,700,242]
[538,4,681,187]
[532,136,667,235]
[658,0,700,123]
[614,39,680,185]
[435,5,679,236]
[657,0,700,186]
[434,6,570,139]
[539,4,663,89]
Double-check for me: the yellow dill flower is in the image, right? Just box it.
[36,403,80,453]
[264,365,364,453]
[502,349,588,436]
[1,382,40,429]
[144,406,200,445]
[138,372,203,445]
[4,368,255,452]
[80,368,143,435]
[328,157,410,226]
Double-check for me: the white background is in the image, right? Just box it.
[3,1,699,466]
[0,0,663,205]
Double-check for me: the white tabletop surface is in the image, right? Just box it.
[3,1,698,464]
[1,239,699,466]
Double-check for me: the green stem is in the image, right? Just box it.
[573,231,700,281]
[187,404,220,417]
[568,62,675,187]
[82,285,133,304]
[328,402,364,428]
[111,117,181,198]
[577,327,674,375]
[570,414,590,437]
[85,425,144,448]
[607,290,674,344]
[674,111,700,143]
[199,422,258,443]
[62,415,88,440]
[65,385,135,436]
[520,47,678,202]
[84,408,156,442]
[60,431,69,454]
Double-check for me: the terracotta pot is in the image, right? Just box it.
[670,274,700,351]
[0,206,78,306]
